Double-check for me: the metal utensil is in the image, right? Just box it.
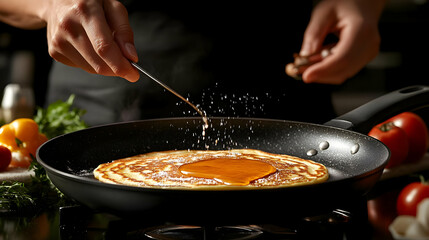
[131,62,207,124]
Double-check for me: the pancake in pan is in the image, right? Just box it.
[93,149,329,189]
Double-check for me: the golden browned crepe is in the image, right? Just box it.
[93,149,329,189]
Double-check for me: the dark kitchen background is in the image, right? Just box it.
[0,0,427,124]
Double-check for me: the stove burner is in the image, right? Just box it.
[144,225,263,240]
[303,209,351,224]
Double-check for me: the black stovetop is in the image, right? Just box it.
[0,195,372,240]
[58,199,370,240]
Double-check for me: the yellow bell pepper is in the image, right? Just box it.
[0,118,48,168]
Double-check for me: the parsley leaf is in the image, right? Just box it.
[34,94,87,139]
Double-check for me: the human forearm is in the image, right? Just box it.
[0,0,47,29]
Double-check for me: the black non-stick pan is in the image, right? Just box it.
[37,86,429,224]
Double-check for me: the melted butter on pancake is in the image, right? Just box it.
[93,149,329,189]
[179,158,277,186]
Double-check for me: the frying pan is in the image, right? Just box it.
[37,86,429,224]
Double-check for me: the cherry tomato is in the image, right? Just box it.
[397,181,429,216]
[369,122,409,169]
[389,112,429,163]
[0,144,12,172]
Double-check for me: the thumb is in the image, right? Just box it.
[104,0,138,62]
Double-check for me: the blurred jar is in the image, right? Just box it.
[1,83,35,123]
[1,51,35,123]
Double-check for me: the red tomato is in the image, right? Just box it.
[0,144,12,172]
[368,190,400,237]
[389,112,429,163]
[369,122,409,169]
[397,181,429,216]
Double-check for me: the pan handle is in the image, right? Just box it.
[324,85,429,134]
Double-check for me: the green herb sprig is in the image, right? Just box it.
[34,94,87,139]
[0,181,34,211]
